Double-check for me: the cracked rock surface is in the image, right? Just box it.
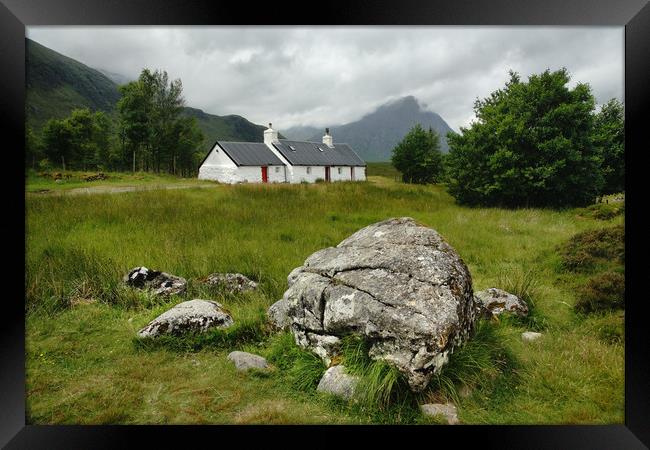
[137,299,233,338]
[268,217,480,392]
[123,266,187,296]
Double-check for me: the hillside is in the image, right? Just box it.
[26,38,121,132]
[285,96,455,161]
[25,38,274,151]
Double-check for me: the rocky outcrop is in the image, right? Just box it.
[420,403,459,424]
[268,217,480,392]
[204,273,258,294]
[316,365,359,400]
[137,299,233,338]
[474,288,528,318]
[227,351,269,371]
[123,266,187,296]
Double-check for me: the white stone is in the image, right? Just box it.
[137,299,233,338]
[227,351,269,371]
[316,365,359,400]
[420,403,459,424]
[522,331,543,342]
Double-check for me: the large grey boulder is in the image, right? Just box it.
[124,266,187,296]
[227,351,269,371]
[269,217,480,392]
[137,299,233,338]
[204,273,258,294]
[474,288,528,318]
[316,365,359,400]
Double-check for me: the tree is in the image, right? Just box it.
[391,124,444,184]
[117,69,200,174]
[42,118,74,170]
[592,98,624,195]
[445,68,603,208]
[25,126,43,170]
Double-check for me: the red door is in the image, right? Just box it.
[325,167,331,182]
[261,166,268,183]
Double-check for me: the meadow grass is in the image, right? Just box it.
[25,175,624,424]
[25,169,212,192]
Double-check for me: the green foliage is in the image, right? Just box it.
[264,333,327,391]
[117,69,204,176]
[575,271,625,315]
[579,200,624,220]
[446,69,603,207]
[558,225,625,272]
[592,99,625,195]
[428,321,513,404]
[340,336,411,410]
[41,108,113,171]
[391,124,444,184]
[496,268,548,331]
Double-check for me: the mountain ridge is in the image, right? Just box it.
[284,95,455,161]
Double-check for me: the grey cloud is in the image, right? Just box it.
[26,26,623,131]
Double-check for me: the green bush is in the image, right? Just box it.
[575,271,625,315]
[558,225,624,272]
[445,69,603,208]
[579,202,624,220]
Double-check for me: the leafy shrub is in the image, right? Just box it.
[579,202,624,220]
[575,271,625,314]
[558,225,624,272]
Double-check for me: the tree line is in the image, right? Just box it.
[26,69,205,177]
[391,68,624,208]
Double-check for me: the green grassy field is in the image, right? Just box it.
[25,174,624,424]
[25,170,214,193]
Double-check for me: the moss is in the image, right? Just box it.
[558,225,624,272]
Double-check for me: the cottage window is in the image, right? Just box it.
[306,167,311,174]
[338,167,342,174]
[275,167,280,173]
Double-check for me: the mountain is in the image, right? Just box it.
[26,38,121,132]
[96,68,134,86]
[285,96,455,161]
[25,38,274,152]
[282,125,321,141]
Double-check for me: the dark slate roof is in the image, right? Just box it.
[217,141,285,166]
[272,140,366,166]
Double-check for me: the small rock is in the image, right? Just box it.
[522,331,542,342]
[137,299,233,338]
[204,273,258,294]
[227,351,269,371]
[420,403,459,424]
[123,266,187,296]
[475,288,528,318]
[316,365,359,400]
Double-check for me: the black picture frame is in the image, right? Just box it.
[2,0,647,447]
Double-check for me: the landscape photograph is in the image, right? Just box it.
[24,26,625,425]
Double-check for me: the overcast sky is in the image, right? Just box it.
[27,26,623,131]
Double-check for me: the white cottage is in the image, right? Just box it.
[198,124,366,184]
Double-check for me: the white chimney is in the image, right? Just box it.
[264,122,279,145]
[322,127,334,148]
